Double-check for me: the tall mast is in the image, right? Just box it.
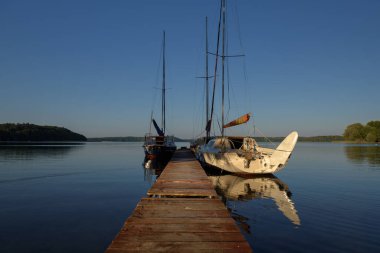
[205,17,210,141]
[221,0,226,137]
[209,0,223,139]
[162,30,166,134]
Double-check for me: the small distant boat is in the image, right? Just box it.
[143,31,176,158]
[197,0,298,174]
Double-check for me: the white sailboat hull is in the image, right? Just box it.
[198,131,298,174]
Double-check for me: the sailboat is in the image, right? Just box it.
[143,31,176,158]
[197,0,298,174]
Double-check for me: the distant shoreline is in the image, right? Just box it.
[1,139,378,145]
[87,135,348,143]
[0,141,86,145]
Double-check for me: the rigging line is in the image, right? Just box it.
[234,0,246,57]
[224,5,240,129]
[149,33,164,126]
[221,0,226,137]
[216,116,222,135]
[208,52,245,58]
[162,31,166,133]
[196,76,214,79]
[225,3,231,122]
[194,129,207,140]
[192,24,206,140]
[147,110,153,134]
[226,55,230,121]
[233,0,250,111]
[205,16,210,139]
[226,36,231,123]
[255,126,276,147]
[193,60,207,139]
[192,91,204,136]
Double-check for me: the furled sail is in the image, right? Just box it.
[223,113,251,129]
[152,119,164,136]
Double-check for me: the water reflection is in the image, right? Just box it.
[345,145,380,166]
[0,144,83,161]
[142,156,170,183]
[208,173,301,226]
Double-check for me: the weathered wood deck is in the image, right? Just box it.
[105,149,252,252]
[147,150,218,198]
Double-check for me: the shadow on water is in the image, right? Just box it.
[345,145,380,166]
[0,144,83,161]
[205,169,301,233]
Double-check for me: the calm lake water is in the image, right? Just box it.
[0,142,379,252]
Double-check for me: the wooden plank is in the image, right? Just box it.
[108,241,251,251]
[114,232,246,242]
[105,150,252,252]
[136,204,227,211]
[150,182,213,189]
[149,150,218,198]
[154,175,208,180]
[146,193,216,198]
[158,172,206,177]
[156,179,212,183]
[121,223,240,233]
[139,197,223,203]
[107,248,250,253]
[132,207,231,218]
[138,200,224,205]
[126,217,236,225]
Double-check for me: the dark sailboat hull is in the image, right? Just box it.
[143,144,176,158]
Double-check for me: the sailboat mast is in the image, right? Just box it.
[221,0,226,137]
[209,0,223,139]
[205,17,210,140]
[162,30,166,134]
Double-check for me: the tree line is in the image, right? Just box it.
[344,121,380,143]
[0,123,87,141]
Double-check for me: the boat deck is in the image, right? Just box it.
[105,149,252,252]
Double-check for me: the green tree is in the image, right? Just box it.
[366,131,377,142]
[367,121,380,129]
[344,123,366,141]
[344,120,380,142]
[366,121,380,142]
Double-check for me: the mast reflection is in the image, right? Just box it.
[208,173,301,226]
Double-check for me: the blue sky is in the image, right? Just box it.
[1,0,379,138]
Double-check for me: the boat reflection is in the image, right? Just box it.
[208,173,301,226]
[142,156,170,183]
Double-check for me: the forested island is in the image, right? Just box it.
[344,121,380,143]
[0,123,87,142]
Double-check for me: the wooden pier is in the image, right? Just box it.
[105,149,252,252]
